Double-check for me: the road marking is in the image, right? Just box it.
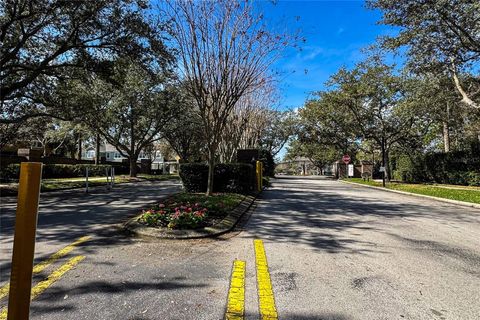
[0,235,90,301]
[254,239,278,320]
[225,260,246,320]
[0,255,85,320]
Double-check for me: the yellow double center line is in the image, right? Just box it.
[225,260,246,320]
[0,236,90,320]
[225,239,278,320]
[254,239,278,320]
[0,235,91,300]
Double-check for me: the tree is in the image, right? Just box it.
[1,0,167,125]
[368,0,480,108]
[327,58,420,183]
[297,93,358,156]
[162,0,295,195]
[65,58,177,177]
[162,87,204,163]
[260,110,298,158]
[219,86,277,163]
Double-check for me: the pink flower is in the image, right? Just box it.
[159,204,165,208]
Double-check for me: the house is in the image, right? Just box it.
[82,143,162,163]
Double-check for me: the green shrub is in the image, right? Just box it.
[466,171,480,186]
[179,163,254,194]
[0,164,20,182]
[392,150,480,186]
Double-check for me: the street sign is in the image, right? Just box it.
[342,155,351,164]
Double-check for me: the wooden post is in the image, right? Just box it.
[256,161,262,192]
[7,162,43,320]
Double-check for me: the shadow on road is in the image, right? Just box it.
[240,177,480,255]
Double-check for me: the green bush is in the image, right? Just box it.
[0,163,129,181]
[466,171,480,186]
[179,163,254,194]
[392,150,480,186]
[0,164,20,182]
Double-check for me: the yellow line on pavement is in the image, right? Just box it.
[225,260,246,320]
[0,235,90,301]
[254,239,278,320]
[0,255,85,320]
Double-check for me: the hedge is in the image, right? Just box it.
[179,163,255,194]
[392,150,480,186]
[0,164,129,182]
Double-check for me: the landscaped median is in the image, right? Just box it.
[343,178,480,206]
[123,192,257,239]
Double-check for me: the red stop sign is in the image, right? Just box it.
[342,155,351,164]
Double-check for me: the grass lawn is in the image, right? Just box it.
[138,192,245,229]
[345,178,480,204]
[0,174,179,196]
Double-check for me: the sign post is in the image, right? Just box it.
[8,162,42,320]
[342,155,351,178]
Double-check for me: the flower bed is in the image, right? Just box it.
[138,193,244,229]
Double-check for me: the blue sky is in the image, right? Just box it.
[259,0,397,110]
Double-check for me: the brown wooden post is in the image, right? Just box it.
[7,162,43,320]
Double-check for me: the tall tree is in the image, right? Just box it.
[368,0,480,108]
[64,58,177,177]
[260,110,298,158]
[1,0,166,125]
[162,87,204,163]
[326,59,419,182]
[162,0,295,195]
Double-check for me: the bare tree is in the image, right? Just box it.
[162,0,296,195]
[218,85,276,162]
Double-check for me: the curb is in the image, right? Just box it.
[122,194,258,240]
[339,180,480,209]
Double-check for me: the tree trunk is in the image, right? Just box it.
[206,149,215,196]
[129,156,138,177]
[77,136,82,160]
[443,102,451,153]
[95,134,101,165]
[442,121,450,152]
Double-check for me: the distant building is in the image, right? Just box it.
[82,143,163,163]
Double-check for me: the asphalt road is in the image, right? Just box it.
[1,176,479,320]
